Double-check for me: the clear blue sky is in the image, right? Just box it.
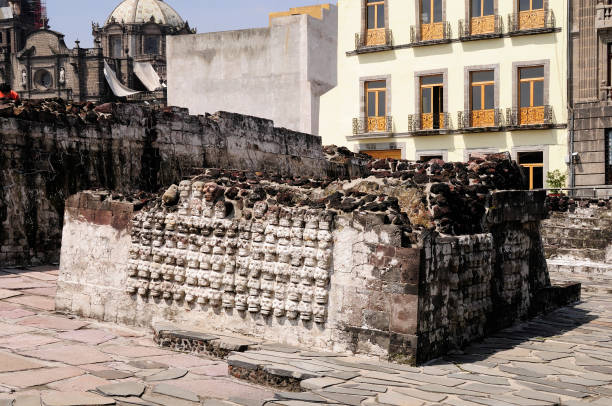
[47,0,337,48]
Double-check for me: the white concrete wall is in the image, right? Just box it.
[167,6,337,135]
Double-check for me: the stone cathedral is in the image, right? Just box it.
[1,0,192,102]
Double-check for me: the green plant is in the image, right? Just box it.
[546,170,567,194]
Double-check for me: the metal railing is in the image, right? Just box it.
[538,186,612,198]
[457,109,504,129]
[355,29,393,49]
[410,21,452,43]
[126,89,167,102]
[508,9,555,33]
[458,15,503,38]
[506,106,554,127]
[408,113,452,132]
[352,116,393,135]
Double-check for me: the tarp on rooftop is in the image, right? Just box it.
[104,61,140,97]
[133,62,162,92]
[0,6,13,19]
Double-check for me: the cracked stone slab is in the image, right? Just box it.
[40,391,116,405]
[489,394,552,406]
[90,370,134,380]
[323,371,360,380]
[260,344,301,354]
[216,337,256,352]
[12,394,42,406]
[274,392,328,402]
[340,383,388,393]
[393,387,448,402]
[319,385,378,397]
[16,315,88,331]
[447,373,509,386]
[415,384,485,397]
[152,383,199,402]
[376,391,424,406]
[143,368,188,382]
[0,289,22,300]
[263,364,319,380]
[96,382,146,397]
[0,366,85,388]
[300,377,345,391]
[459,395,519,406]
[128,360,168,370]
[517,381,589,398]
[19,344,114,366]
[0,351,45,373]
[316,390,365,406]
[459,383,513,395]
[201,401,237,406]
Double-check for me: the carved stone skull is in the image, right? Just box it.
[204,182,220,202]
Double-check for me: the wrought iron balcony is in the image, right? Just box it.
[596,1,612,30]
[506,106,554,127]
[508,9,555,34]
[457,109,504,129]
[458,15,503,39]
[601,84,612,101]
[408,113,452,133]
[355,29,393,49]
[410,22,452,44]
[352,116,393,135]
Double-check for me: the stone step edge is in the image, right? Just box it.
[227,354,316,392]
[152,323,260,359]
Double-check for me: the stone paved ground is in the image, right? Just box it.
[0,266,611,406]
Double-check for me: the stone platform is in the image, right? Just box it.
[56,156,582,365]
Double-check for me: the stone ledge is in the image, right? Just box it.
[153,323,259,359]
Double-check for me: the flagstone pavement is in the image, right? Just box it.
[0,265,610,406]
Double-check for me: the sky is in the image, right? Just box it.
[47,0,337,48]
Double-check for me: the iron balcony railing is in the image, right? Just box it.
[596,2,612,30]
[126,89,167,102]
[458,15,503,38]
[601,85,612,101]
[408,113,452,132]
[506,106,554,127]
[508,9,555,33]
[352,116,393,135]
[457,109,504,129]
[410,21,452,44]
[355,28,393,49]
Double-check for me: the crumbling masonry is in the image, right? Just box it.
[0,100,578,364]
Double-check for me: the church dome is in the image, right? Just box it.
[106,0,184,27]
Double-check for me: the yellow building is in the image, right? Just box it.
[319,0,568,189]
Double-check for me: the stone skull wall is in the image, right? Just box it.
[128,180,334,324]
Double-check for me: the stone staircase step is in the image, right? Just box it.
[152,322,260,359]
[545,248,607,262]
[547,259,612,277]
[542,237,609,250]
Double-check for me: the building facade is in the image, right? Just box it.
[0,0,104,102]
[319,0,569,190]
[167,4,337,135]
[569,0,612,195]
[92,0,193,94]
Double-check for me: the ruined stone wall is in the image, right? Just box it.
[0,100,332,265]
[417,191,551,362]
[56,155,577,363]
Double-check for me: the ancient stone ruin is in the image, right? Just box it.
[56,154,580,364]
